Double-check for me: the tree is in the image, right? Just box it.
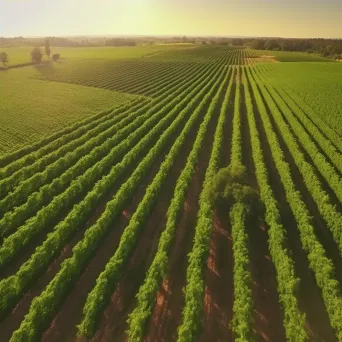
[45,38,51,57]
[211,163,264,217]
[232,38,244,46]
[280,40,293,51]
[52,53,60,61]
[324,45,336,57]
[248,39,265,50]
[264,39,280,51]
[0,52,8,66]
[31,47,43,63]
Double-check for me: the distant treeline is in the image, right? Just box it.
[105,38,137,47]
[0,36,81,47]
[229,38,342,59]
[1,36,342,59]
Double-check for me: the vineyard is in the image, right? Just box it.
[1,45,342,342]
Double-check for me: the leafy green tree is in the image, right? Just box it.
[0,52,8,66]
[211,163,264,217]
[31,47,43,63]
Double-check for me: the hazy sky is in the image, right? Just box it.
[1,0,342,38]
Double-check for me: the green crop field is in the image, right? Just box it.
[0,44,196,66]
[255,49,334,62]
[258,62,342,132]
[0,67,142,153]
[1,45,342,342]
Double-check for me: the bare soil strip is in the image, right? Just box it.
[200,210,233,342]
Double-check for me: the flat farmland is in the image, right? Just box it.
[1,45,342,342]
[0,44,197,66]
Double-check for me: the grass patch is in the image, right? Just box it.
[255,50,334,62]
[0,44,196,66]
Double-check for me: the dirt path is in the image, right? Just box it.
[200,210,233,342]
[248,220,287,342]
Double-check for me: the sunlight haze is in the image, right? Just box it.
[1,0,342,38]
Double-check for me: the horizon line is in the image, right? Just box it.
[2,34,342,40]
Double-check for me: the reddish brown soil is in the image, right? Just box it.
[248,221,286,342]
[252,84,336,341]
[143,93,220,342]
[199,210,233,342]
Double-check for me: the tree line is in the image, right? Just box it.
[105,38,137,46]
[235,38,342,59]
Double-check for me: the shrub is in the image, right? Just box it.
[52,53,60,61]
[31,47,43,63]
[211,163,263,217]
